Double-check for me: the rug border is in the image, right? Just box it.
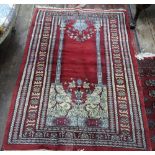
[1,7,152,151]
[124,10,152,151]
[137,56,155,151]
[1,7,39,151]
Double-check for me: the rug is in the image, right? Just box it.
[138,57,155,150]
[2,8,152,151]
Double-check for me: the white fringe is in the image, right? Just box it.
[34,5,126,12]
[136,53,155,60]
[35,5,57,9]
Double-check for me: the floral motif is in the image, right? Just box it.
[47,84,71,118]
[148,120,155,129]
[145,80,155,86]
[66,19,95,42]
[145,107,153,115]
[85,86,108,119]
[149,90,155,98]
[46,79,108,127]
[73,20,88,32]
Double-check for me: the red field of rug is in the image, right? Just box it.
[138,57,155,151]
[2,8,152,150]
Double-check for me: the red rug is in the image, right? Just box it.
[138,57,155,150]
[2,8,152,150]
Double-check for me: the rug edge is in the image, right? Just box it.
[1,7,152,151]
[1,7,39,151]
[124,10,152,151]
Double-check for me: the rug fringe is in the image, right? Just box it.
[34,5,127,12]
[35,5,58,9]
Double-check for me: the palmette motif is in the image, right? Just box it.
[66,19,95,42]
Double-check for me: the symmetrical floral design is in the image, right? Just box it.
[66,19,95,42]
[46,79,108,128]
